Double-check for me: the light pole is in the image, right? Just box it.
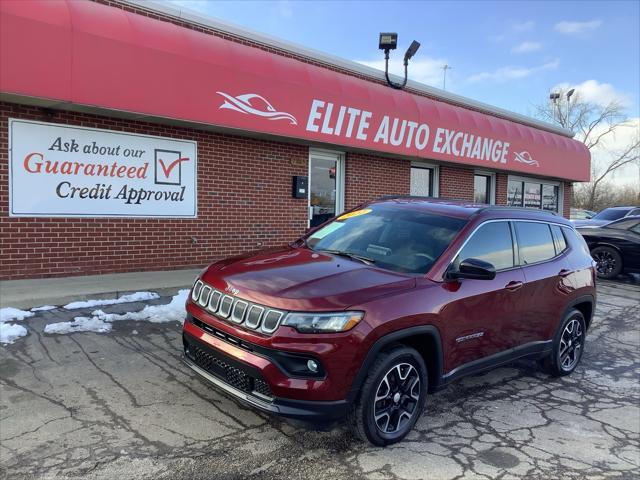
[442,64,452,90]
[566,88,575,124]
[549,92,561,125]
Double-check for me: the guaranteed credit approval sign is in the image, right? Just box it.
[9,119,197,218]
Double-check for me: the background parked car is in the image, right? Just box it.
[573,206,640,228]
[577,216,640,279]
[570,208,597,221]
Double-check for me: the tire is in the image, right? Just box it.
[591,246,623,279]
[347,346,427,446]
[542,309,586,377]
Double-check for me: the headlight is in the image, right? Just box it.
[281,311,363,333]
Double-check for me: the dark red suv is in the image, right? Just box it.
[182,197,596,445]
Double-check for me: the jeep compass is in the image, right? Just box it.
[182,197,596,445]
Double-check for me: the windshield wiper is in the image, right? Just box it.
[317,249,376,265]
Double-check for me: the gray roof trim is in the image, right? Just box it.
[120,0,573,138]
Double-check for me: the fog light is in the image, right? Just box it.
[307,359,319,372]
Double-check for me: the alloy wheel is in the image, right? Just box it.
[373,363,420,434]
[559,318,583,371]
[593,250,616,276]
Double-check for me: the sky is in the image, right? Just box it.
[168,0,639,185]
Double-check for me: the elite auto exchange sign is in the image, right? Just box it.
[9,119,197,218]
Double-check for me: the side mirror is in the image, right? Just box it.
[447,258,496,280]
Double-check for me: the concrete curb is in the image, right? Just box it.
[0,269,201,309]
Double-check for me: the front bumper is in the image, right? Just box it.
[183,331,349,422]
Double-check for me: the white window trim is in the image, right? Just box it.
[308,148,345,227]
[474,170,496,205]
[507,175,563,214]
[410,161,439,197]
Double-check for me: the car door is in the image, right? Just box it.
[440,220,527,372]
[514,221,571,343]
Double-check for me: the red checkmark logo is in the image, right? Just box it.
[157,157,190,178]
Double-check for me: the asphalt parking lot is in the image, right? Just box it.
[1,281,639,480]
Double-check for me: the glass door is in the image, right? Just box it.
[308,151,343,228]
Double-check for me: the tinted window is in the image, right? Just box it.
[550,225,567,254]
[307,205,466,274]
[455,222,514,270]
[593,208,631,221]
[515,222,556,264]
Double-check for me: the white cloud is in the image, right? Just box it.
[551,80,632,108]
[356,51,449,87]
[468,59,559,83]
[512,41,542,54]
[512,21,535,33]
[275,1,293,19]
[554,20,602,34]
[589,117,640,187]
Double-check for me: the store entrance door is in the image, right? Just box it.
[308,150,344,228]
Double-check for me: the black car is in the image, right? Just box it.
[573,206,640,228]
[577,216,640,279]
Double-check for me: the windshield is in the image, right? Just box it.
[305,205,467,274]
[593,208,630,221]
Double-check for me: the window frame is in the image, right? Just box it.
[473,171,496,205]
[507,175,563,214]
[446,218,573,277]
[410,162,439,197]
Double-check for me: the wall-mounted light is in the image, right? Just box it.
[379,33,420,90]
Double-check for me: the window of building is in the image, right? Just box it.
[455,221,515,271]
[515,222,556,264]
[508,177,561,213]
[410,165,436,197]
[473,174,492,204]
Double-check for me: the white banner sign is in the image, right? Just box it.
[9,119,197,218]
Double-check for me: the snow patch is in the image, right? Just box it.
[0,323,28,344]
[44,316,112,335]
[31,305,57,312]
[43,289,188,336]
[91,289,189,324]
[0,307,35,323]
[63,291,160,310]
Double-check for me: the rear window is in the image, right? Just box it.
[593,208,631,221]
[306,205,467,274]
[515,222,556,264]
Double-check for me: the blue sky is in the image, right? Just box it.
[169,0,640,119]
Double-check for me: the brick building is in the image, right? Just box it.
[0,0,590,280]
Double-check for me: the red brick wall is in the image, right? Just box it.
[345,152,410,209]
[495,173,508,205]
[0,102,309,280]
[438,165,474,201]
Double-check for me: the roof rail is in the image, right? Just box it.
[472,206,559,216]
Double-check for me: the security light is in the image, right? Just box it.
[379,33,420,90]
[549,92,561,102]
[379,32,398,51]
[404,40,421,62]
[567,88,575,100]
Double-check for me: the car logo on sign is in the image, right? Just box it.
[216,91,298,125]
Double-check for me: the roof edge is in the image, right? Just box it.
[119,0,575,139]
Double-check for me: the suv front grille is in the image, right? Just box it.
[185,335,273,399]
[191,280,285,335]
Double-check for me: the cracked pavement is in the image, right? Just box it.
[1,281,639,479]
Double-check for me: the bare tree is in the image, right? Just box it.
[535,89,640,210]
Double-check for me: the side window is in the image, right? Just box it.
[550,225,567,254]
[455,222,514,270]
[515,222,556,264]
[630,222,640,234]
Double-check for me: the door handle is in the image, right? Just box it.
[504,280,523,292]
[558,269,572,278]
